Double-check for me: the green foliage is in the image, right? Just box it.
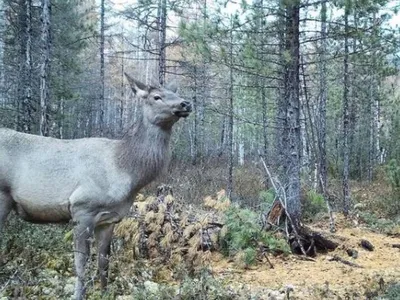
[382,159,400,216]
[303,190,327,221]
[1,215,71,257]
[381,283,400,300]
[130,268,233,300]
[219,204,290,267]
[177,269,233,300]
[132,282,175,300]
[259,189,275,208]
[386,159,400,189]
[358,211,400,234]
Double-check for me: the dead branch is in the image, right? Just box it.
[328,255,363,268]
[294,255,316,262]
[263,252,275,269]
[259,153,307,256]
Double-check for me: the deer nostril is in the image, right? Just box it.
[180,101,192,110]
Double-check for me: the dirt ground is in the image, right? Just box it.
[210,217,400,299]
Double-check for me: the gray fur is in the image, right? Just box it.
[0,73,191,299]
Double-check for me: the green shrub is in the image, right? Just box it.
[358,211,399,234]
[303,190,327,221]
[219,204,290,268]
[259,189,275,210]
[178,268,233,300]
[383,160,400,216]
[387,159,400,190]
[380,283,400,300]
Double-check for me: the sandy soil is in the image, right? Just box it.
[210,222,400,299]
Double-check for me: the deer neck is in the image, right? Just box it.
[117,117,172,189]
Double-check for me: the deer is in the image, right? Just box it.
[0,73,192,299]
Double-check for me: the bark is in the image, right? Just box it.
[261,85,268,157]
[258,0,268,157]
[301,56,316,184]
[58,98,64,139]
[283,0,301,224]
[227,22,234,200]
[199,0,208,160]
[342,1,351,216]
[120,45,125,135]
[99,0,105,136]
[368,12,380,179]
[191,66,198,165]
[158,0,167,85]
[218,116,226,157]
[0,0,5,103]
[39,0,51,136]
[20,0,33,133]
[275,2,286,173]
[318,0,327,195]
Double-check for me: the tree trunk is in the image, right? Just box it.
[58,98,64,139]
[258,0,268,158]
[39,0,51,136]
[275,1,286,174]
[342,1,351,216]
[120,41,125,135]
[218,116,226,157]
[283,0,301,225]
[261,85,268,157]
[158,0,167,85]
[0,0,5,105]
[317,0,328,195]
[20,0,33,133]
[191,66,198,165]
[99,0,105,136]
[301,56,316,185]
[227,20,234,200]
[368,11,380,180]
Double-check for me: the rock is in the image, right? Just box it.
[360,239,374,251]
[346,248,359,258]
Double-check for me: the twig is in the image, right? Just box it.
[328,255,363,268]
[263,252,274,269]
[294,255,316,262]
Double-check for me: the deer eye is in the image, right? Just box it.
[154,95,162,101]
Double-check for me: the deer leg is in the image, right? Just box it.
[73,218,94,300]
[95,224,115,290]
[0,191,13,241]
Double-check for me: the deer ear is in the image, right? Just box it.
[165,81,178,93]
[125,73,149,98]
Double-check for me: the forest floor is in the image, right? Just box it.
[1,185,400,299]
[210,216,400,299]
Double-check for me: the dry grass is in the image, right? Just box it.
[144,159,266,208]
